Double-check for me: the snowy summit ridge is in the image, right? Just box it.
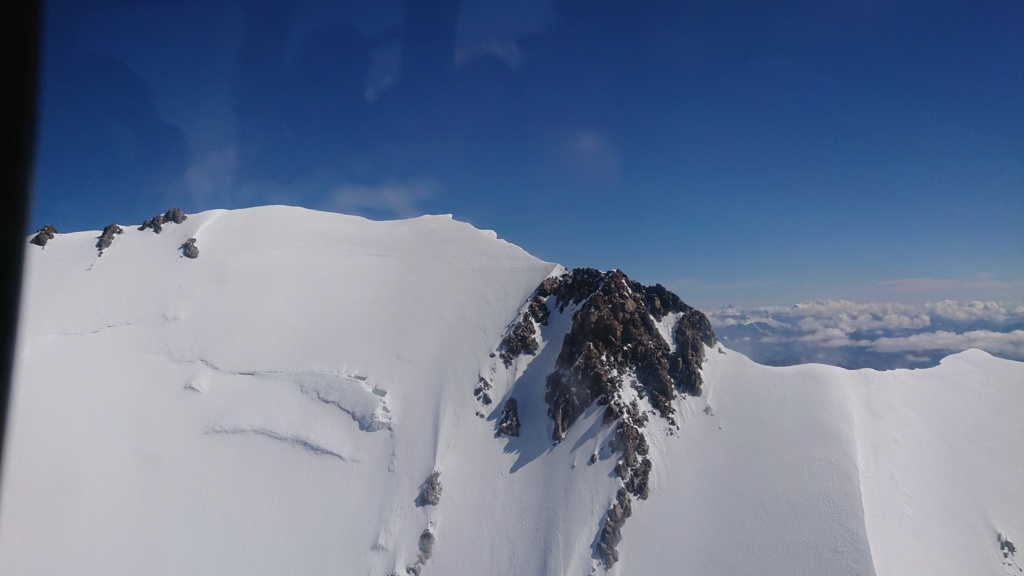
[3,206,1023,576]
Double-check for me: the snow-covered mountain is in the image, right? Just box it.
[2,206,1022,576]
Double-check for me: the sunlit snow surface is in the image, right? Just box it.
[2,206,1022,576]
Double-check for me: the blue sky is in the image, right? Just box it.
[30,0,1023,307]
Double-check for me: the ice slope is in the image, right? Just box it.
[1,206,1022,576]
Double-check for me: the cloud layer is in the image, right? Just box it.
[709,299,1024,369]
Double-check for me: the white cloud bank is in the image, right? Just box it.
[711,299,1024,364]
[867,330,1024,356]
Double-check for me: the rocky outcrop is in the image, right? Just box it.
[672,306,716,396]
[30,225,58,247]
[406,529,435,575]
[492,268,715,567]
[497,277,558,367]
[417,530,435,561]
[607,400,652,500]
[1000,533,1017,557]
[473,376,492,406]
[180,238,199,259]
[496,397,520,438]
[416,471,442,507]
[163,207,187,224]
[139,208,188,233]
[499,312,540,366]
[96,224,124,254]
[597,488,633,568]
[139,215,164,233]
[539,268,715,442]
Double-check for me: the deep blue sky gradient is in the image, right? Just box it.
[30,0,1024,306]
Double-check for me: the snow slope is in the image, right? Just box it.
[622,347,1024,576]
[1,206,1021,575]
